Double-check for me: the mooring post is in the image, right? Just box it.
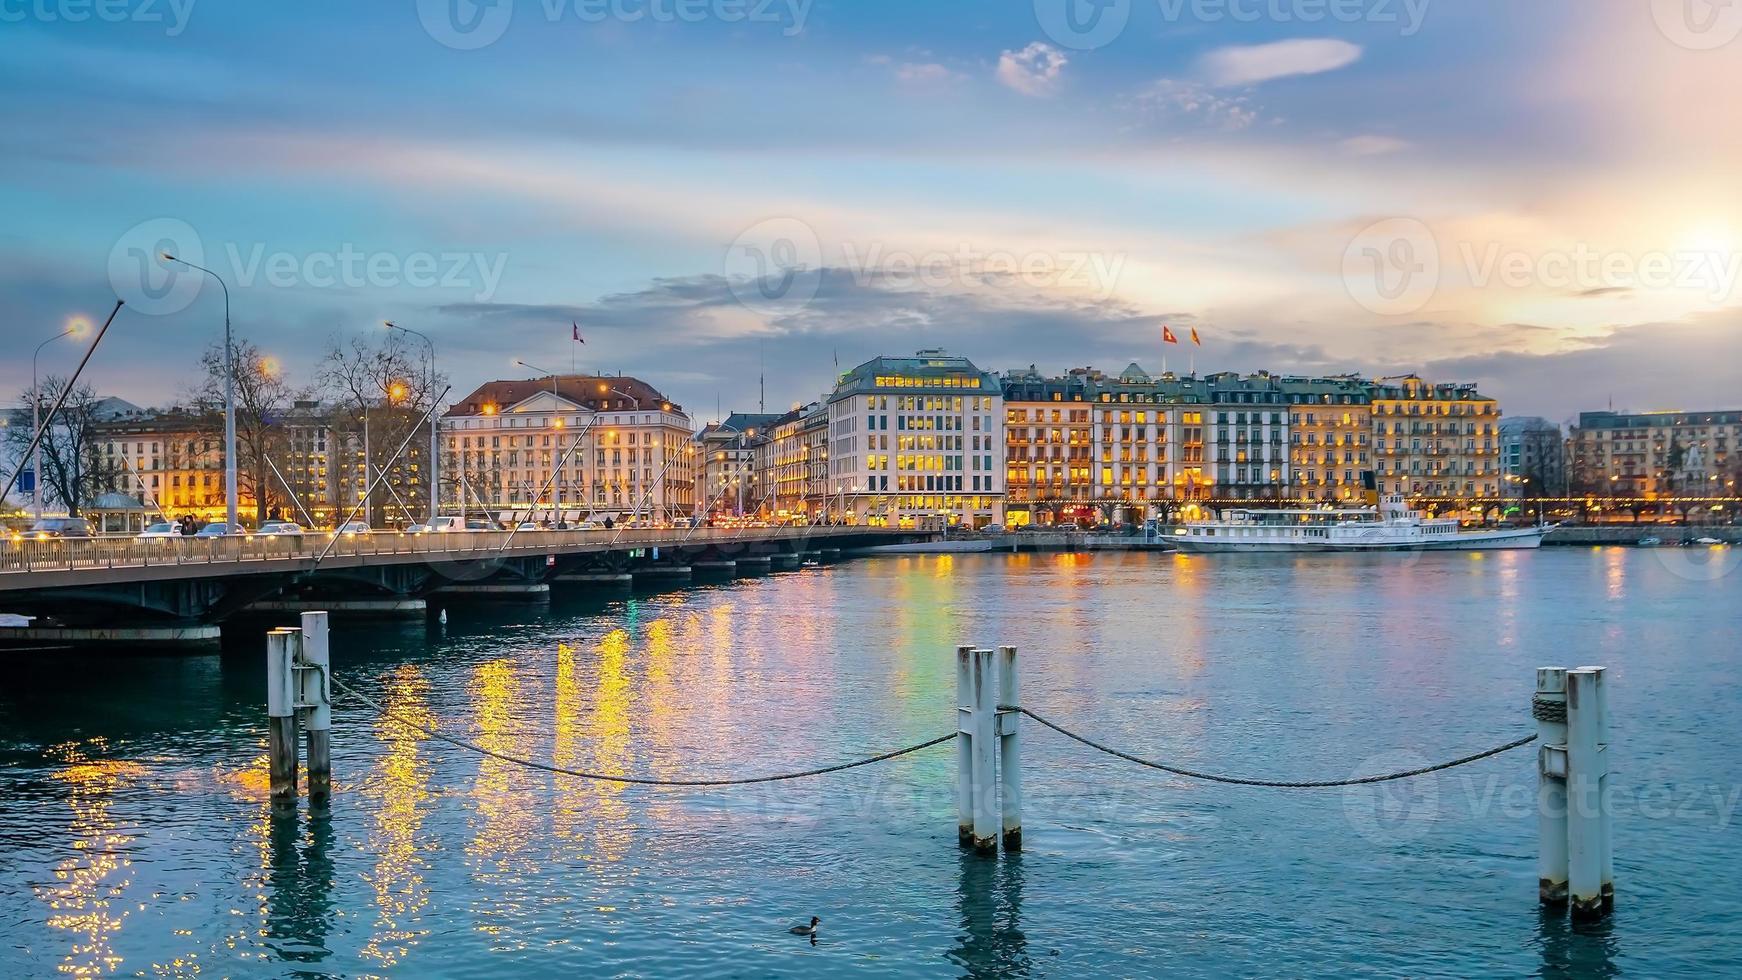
[1596,665,1613,912]
[1566,666,1610,922]
[1536,667,1569,907]
[970,648,999,855]
[956,645,975,847]
[265,627,300,809]
[300,611,333,804]
[997,645,1021,852]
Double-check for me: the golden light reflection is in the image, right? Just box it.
[360,665,435,968]
[467,659,541,942]
[34,741,141,979]
[580,630,634,864]
[1605,546,1627,601]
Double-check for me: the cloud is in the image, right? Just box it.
[1201,39,1362,87]
[996,42,1067,97]
[1339,135,1411,156]
[1128,80,1260,131]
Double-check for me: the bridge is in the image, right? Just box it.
[0,526,917,649]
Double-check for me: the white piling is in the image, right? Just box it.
[1596,666,1613,912]
[998,645,1021,852]
[300,612,332,804]
[1536,667,1569,907]
[970,648,999,855]
[1566,666,1610,922]
[956,645,974,848]
[265,627,300,809]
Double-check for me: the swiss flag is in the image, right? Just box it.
[1190,327,1201,346]
[1162,325,1179,345]
[573,322,584,343]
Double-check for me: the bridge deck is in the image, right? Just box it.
[0,526,902,592]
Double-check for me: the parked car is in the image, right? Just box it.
[24,517,92,539]
[138,521,180,539]
[258,522,304,536]
[194,522,245,537]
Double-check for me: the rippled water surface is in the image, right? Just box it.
[2,548,1740,978]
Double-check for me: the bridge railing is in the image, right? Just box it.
[0,526,875,575]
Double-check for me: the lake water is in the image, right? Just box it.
[2,547,1739,978]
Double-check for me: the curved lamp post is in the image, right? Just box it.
[163,253,237,529]
[30,319,90,520]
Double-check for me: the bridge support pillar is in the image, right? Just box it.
[246,598,427,619]
[692,560,738,575]
[735,555,773,573]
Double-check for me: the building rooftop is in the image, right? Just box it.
[829,351,1000,403]
[447,375,680,417]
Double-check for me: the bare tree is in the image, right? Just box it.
[6,378,116,517]
[318,331,444,528]
[185,339,309,526]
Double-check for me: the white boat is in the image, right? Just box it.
[1167,496,1552,553]
[1637,536,1663,547]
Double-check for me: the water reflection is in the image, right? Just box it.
[1536,907,1622,978]
[33,740,139,978]
[360,665,434,968]
[467,659,542,946]
[263,810,336,963]
[948,852,1029,978]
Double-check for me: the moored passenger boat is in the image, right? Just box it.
[1168,496,1551,553]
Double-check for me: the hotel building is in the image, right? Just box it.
[1568,409,1742,497]
[1284,376,1373,503]
[1369,375,1502,499]
[825,350,1004,529]
[442,375,695,522]
[696,413,777,518]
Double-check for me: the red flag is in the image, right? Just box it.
[1162,325,1179,345]
[1190,326,1201,346]
[572,322,584,343]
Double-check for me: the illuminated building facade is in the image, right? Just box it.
[442,375,694,522]
[696,413,776,518]
[826,350,1004,529]
[1284,376,1373,503]
[1569,409,1742,497]
[1369,375,1502,499]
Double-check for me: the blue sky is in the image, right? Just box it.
[3,0,1739,423]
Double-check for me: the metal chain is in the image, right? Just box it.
[1531,696,1567,724]
[1004,705,1537,788]
[329,673,954,787]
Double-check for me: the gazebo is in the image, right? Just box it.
[87,492,159,535]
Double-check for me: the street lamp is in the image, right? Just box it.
[30,318,91,520]
[385,321,438,522]
[163,253,238,529]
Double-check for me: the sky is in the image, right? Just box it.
[2,0,1739,426]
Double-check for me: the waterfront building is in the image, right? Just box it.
[442,375,694,522]
[1203,371,1291,502]
[765,404,819,519]
[696,413,777,518]
[93,409,230,521]
[1499,416,1567,498]
[1000,366,1096,526]
[1283,375,1373,504]
[1368,375,1502,500]
[1568,409,1742,497]
[826,350,1004,529]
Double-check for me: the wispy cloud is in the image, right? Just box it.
[1128,80,1260,131]
[1339,135,1411,156]
[1201,39,1362,87]
[996,42,1067,97]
